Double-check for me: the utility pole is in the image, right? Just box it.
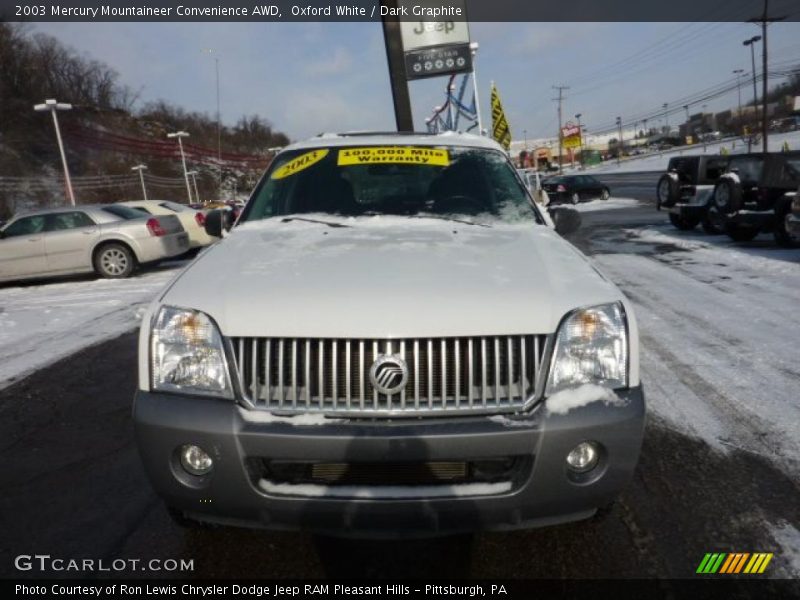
[743,34,762,152]
[553,85,569,174]
[749,0,786,155]
[381,0,413,132]
[616,116,623,165]
[167,131,193,203]
[33,99,75,206]
[663,103,669,135]
[575,113,584,169]
[131,164,148,201]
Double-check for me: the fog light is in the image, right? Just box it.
[566,441,599,473]
[180,444,213,475]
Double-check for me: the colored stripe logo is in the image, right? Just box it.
[696,553,773,574]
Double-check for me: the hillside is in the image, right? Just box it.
[0,23,290,218]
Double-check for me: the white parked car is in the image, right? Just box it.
[134,132,644,537]
[0,204,188,283]
[121,200,214,249]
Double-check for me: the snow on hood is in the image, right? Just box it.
[161,215,623,338]
[546,384,627,416]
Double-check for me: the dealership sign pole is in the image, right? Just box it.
[381,0,472,133]
[380,0,414,131]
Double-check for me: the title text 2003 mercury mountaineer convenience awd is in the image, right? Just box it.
[134,133,645,537]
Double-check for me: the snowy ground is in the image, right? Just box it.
[571,197,640,212]
[0,263,186,389]
[586,129,800,174]
[586,218,800,478]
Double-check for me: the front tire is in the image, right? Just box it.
[94,243,135,279]
[774,204,800,248]
[657,174,680,209]
[669,212,700,230]
[725,223,760,243]
[600,188,610,200]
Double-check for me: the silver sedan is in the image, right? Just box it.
[0,204,189,283]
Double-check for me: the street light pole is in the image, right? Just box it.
[616,116,623,165]
[702,104,708,152]
[187,170,201,203]
[743,36,761,111]
[131,164,148,201]
[167,131,193,203]
[733,69,744,117]
[575,113,584,169]
[202,48,223,191]
[33,99,75,206]
[663,103,669,135]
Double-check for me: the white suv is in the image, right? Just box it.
[134,132,645,537]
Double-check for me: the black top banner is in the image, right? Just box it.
[2,0,799,22]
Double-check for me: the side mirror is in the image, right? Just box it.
[549,207,581,236]
[204,209,233,238]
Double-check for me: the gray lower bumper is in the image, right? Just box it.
[133,387,645,538]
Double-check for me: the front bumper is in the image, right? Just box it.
[134,387,645,538]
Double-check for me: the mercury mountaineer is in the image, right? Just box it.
[133,132,645,537]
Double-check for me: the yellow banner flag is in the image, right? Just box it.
[490,82,512,151]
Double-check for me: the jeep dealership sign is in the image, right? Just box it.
[399,1,471,80]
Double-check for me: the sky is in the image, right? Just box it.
[32,20,800,145]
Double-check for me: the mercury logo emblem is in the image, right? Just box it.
[369,354,409,395]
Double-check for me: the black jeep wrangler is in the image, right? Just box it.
[712,151,800,246]
[656,154,729,233]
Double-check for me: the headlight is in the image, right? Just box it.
[150,306,233,398]
[546,303,628,396]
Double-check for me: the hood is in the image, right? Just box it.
[161,216,623,338]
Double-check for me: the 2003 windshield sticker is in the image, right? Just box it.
[270,149,329,179]
[338,147,450,166]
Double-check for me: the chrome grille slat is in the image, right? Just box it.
[481,337,487,406]
[291,339,297,407]
[305,341,311,407]
[345,340,352,410]
[278,339,285,406]
[231,335,546,417]
[332,340,338,410]
[454,339,461,408]
[507,337,514,402]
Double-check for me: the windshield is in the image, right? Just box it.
[242,145,540,225]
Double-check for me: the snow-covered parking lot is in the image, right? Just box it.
[0,262,187,389]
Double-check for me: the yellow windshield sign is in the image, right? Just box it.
[271,149,329,180]
[337,146,450,166]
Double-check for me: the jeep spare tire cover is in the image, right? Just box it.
[714,177,743,214]
[657,174,680,209]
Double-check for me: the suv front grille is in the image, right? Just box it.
[229,335,547,417]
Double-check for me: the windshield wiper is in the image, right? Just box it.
[408,214,491,228]
[280,217,350,228]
